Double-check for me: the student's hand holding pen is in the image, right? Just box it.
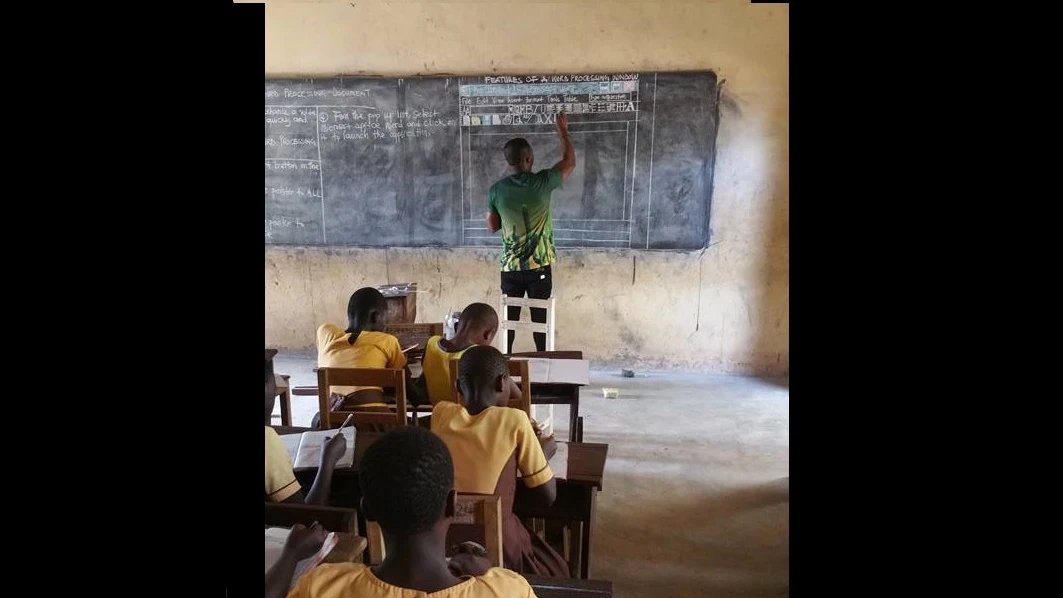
[284,522,328,561]
[321,414,352,467]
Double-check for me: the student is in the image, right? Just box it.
[315,287,408,426]
[265,349,346,504]
[421,302,523,406]
[431,346,568,577]
[267,426,538,598]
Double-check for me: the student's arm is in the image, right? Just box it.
[550,112,576,181]
[508,378,523,402]
[300,433,346,506]
[265,523,327,598]
[386,335,408,370]
[515,413,558,507]
[485,187,502,233]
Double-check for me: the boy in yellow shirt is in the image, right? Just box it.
[266,426,538,598]
[421,303,525,407]
[421,303,498,405]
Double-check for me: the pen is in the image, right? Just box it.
[325,414,355,442]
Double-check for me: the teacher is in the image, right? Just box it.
[485,112,576,353]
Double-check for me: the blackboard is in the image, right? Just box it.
[265,71,719,250]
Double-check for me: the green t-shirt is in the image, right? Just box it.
[487,168,562,272]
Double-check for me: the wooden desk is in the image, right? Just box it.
[513,354,590,443]
[514,442,607,579]
[524,575,612,598]
[530,382,582,442]
[277,426,608,579]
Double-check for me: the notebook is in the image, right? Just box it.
[548,441,569,480]
[264,527,338,588]
[280,427,356,470]
[514,358,591,385]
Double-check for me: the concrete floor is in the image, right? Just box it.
[272,351,789,598]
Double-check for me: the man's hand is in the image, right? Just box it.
[555,111,569,137]
[552,111,576,179]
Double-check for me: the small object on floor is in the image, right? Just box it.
[621,369,634,377]
[602,387,619,399]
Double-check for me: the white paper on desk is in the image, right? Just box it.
[283,427,356,470]
[517,359,590,385]
[280,434,302,464]
[548,360,590,385]
[549,441,569,481]
[265,527,338,588]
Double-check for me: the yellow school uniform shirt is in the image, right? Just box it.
[287,563,536,598]
[431,401,553,493]
[265,426,300,502]
[317,324,407,395]
[421,336,470,405]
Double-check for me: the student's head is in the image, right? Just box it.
[359,426,456,540]
[345,287,388,335]
[458,345,510,407]
[456,302,499,346]
[503,138,533,172]
[265,349,278,422]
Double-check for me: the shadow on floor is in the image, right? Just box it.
[589,474,788,597]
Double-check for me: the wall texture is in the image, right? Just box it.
[264,1,788,374]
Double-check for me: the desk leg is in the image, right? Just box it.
[279,389,292,427]
[580,488,597,579]
[568,389,580,442]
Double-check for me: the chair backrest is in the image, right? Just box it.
[498,295,556,354]
[366,494,503,568]
[316,367,407,430]
[447,358,531,415]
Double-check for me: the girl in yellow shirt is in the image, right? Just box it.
[313,288,407,428]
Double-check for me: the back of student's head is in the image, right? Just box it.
[457,302,499,344]
[346,287,388,337]
[359,426,454,535]
[458,344,508,397]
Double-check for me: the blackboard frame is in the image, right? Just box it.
[265,70,720,251]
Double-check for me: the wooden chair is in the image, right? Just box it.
[498,295,556,355]
[448,358,532,416]
[264,503,367,564]
[316,367,408,430]
[366,494,503,568]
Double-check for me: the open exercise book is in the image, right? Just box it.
[279,427,356,470]
[264,527,338,588]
